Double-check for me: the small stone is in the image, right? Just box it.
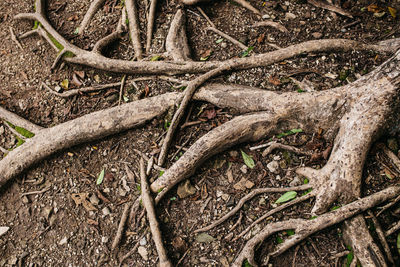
[226,168,234,183]
[273,155,281,161]
[103,188,111,193]
[285,12,296,20]
[138,246,148,260]
[221,42,227,49]
[259,197,266,206]
[276,175,281,181]
[312,32,323,39]
[0,227,10,237]
[89,194,100,205]
[8,255,17,265]
[59,237,68,245]
[101,236,108,243]
[139,236,147,246]
[177,180,196,199]
[102,207,111,216]
[216,191,223,198]
[240,165,248,174]
[21,196,30,204]
[0,126,4,135]
[262,14,270,19]
[195,233,215,243]
[267,161,279,173]
[54,85,62,93]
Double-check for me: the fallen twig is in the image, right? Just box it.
[196,7,215,28]
[385,220,400,237]
[262,141,313,157]
[21,187,50,197]
[139,158,172,267]
[206,27,248,50]
[9,26,23,50]
[252,21,288,33]
[118,231,146,266]
[367,210,393,263]
[118,75,127,106]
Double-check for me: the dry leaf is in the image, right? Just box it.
[269,75,281,86]
[71,193,97,211]
[367,4,383,13]
[388,7,397,18]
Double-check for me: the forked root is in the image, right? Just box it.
[232,186,400,267]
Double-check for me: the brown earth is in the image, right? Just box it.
[1,0,400,266]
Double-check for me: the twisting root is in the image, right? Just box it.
[232,186,400,267]
[78,0,106,34]
[194,185,311,233]
[206,27,248,50]
[139,158,172,267]
[165,9,191,61]
[261,141,312,157]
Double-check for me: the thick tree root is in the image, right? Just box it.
[126,0,143,59]
[78,0,106,34]
[232,186,400,267]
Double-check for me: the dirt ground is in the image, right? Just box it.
[1,0,400,266]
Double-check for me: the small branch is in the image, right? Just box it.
[126,0,143,59]
[146,0,158,53]
[195,185,311,233]
[9,26,23,50]
[0,106,43,134]
[307,0,353,18]
[252,21,288,33]
[133,149,166,172]
[78,0,107,34]
[140,158,172,267]
[377,194,400,217]
[262,141,313,157]
[367,210,394,263]
[206,27,248,51]
[233,192,314,241]
[381,145,400,173]
[111,202,131,251]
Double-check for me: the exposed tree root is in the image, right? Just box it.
[367,210,394,264]
[126,0,143,59]
[146,0,158,53]
[78,0,106,34]
[139,158,172,267]
[111,202,132,251]
[261,141,313,157]
[232,186,400,267]
[206,26,248,50]
[252,21,289,33]
[307,0,353,18]
[0,106,43,134]
[165,10,191,61]
[194,185,311,233]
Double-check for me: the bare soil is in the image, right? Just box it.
[1,0,400,266]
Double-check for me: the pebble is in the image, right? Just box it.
[101,236,108,243]
[262,14,270,19]
[89,194,100,205]
[0,227,10,237]
[240,165,248,174]
[289,176,301,187]
[259,197,266,206]
[138,246,148,260]
[102,207,111,216]
[139,236,147,246]
[221,42,227,49]
[196,233,215,243]
[59,237,68,245]
[285,12,296,20]
[21,196,30,204]
[312,32,323,39]
[229,150,239,158]
[267,161,279,173]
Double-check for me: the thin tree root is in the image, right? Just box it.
[139,158,172,267]
[0,106,43,134]
[78,0,106,35]
[118,231,146,266]
[377,194,400,217]
[252,21,288,33]
[231,0,261,15]
[196,7,215,28]
[126,0,143,59]
[307,0,353,18]
[194,185,311,233]
[367,210,394,264]
[232,192,314,242]
[261,141,313,157]
[146,0,158,53]
[206,27,248,50]
[9,26,23,50]
[385,220,400,237]
[232,186,400,267]
[111,202,132,251]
